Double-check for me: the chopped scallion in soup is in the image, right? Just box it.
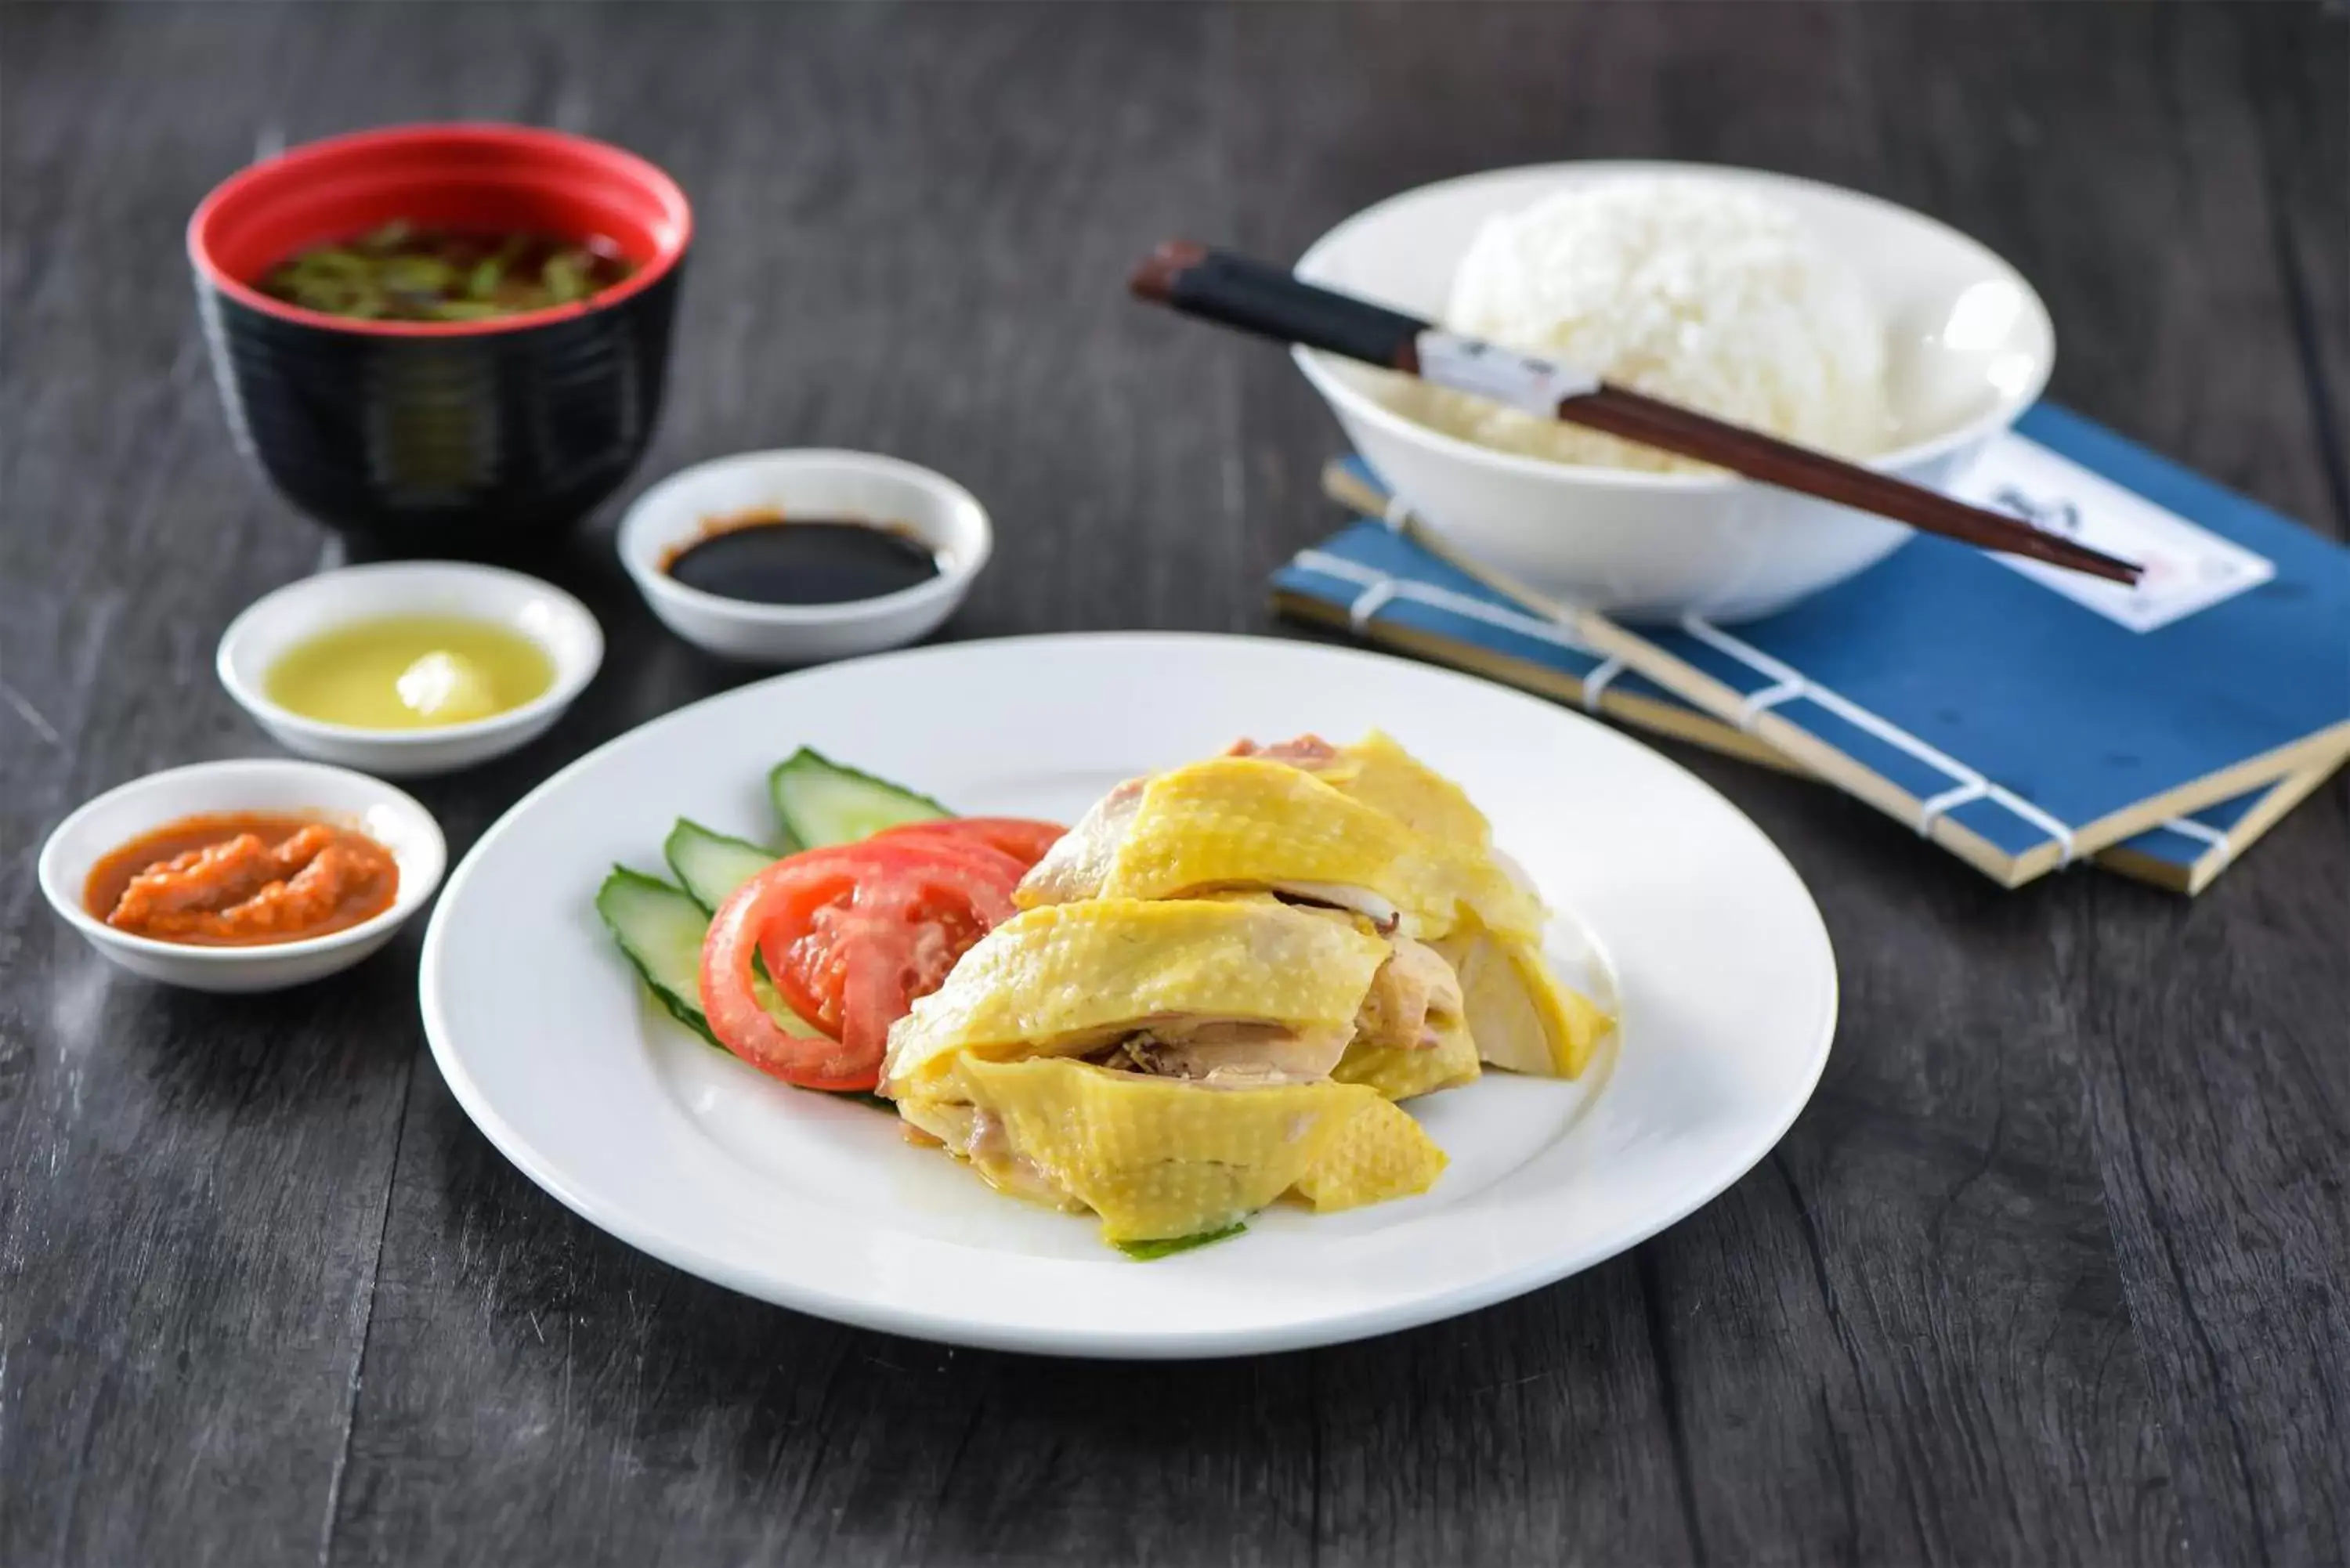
[259,222,635,322]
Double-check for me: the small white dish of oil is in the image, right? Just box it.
[217,562,602,777]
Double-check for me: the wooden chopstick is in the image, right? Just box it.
[1131,240,2142,587]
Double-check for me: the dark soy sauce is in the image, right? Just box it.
[664,512,942,605]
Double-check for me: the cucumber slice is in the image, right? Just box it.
[663,819,776,912]
[595,866,827,1043]
[1115,1223,1248,1260]
[595,868,718,1046]
[769,747,950,850]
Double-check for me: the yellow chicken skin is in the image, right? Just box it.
[1313,734,1607,1077]
[1239,732,1611,1081]
[883,895,1463,1244]
[1310,730,1499,850]
[1026,757,1542,945]
[1430,924,1609,1078]
[1016,735,1610,1081]
[1290,1096,1450,1212]
[1332,1012,1483,1100]
[948,1057,1427,1242]
[882,896,1392,1101]
[896,1043,1455,1240]
[884,733,1617,1247]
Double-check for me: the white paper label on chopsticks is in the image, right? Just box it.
[1949,434,2275,633]
[1414,331,1600,416]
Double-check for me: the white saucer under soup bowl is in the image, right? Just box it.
[216,561,603,778]
[38,758,447,993]
[1292,160,2055,622]
[616,449,992,666]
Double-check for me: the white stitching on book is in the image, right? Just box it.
[1347,579,1398,633]
[1291,551,1593,652]
[1737,677,1806,728]
[2153,814,2233,868]
[1679,616,2080,865]
[1580,656,1626,714]
[1916,781,1990,836]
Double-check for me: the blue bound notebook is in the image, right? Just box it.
[1280,406,2350,892]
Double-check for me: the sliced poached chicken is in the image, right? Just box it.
[1014,733,1595,1078]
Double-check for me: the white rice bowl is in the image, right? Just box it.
[1401,176,1893,474]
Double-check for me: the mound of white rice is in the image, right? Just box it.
[1404,176,1891,474]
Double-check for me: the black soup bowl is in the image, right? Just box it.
[189,123,692,555]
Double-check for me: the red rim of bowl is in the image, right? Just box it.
[187,122,693,339]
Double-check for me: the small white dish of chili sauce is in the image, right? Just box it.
[617,450,992,666]
[38,759,446,993]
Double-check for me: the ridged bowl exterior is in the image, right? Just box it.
[198,264,682,551]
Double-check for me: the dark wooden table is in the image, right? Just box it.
[5,4,2345,1563]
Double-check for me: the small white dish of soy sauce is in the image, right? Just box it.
[618,450,992,665]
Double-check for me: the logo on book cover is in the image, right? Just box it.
[1953,437,2276,633]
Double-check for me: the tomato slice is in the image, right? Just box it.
[699,840,1018,1090]
[872,817,1067,870]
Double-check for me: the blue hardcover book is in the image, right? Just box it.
[1282,406,2350,891]
[1274,512,2325,894]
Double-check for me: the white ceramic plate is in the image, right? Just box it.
[420,634,1836,1357]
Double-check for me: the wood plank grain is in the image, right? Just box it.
[0,9,415,1563]
[1853,5,2349,1561]
[2,3,2341,1566]
[304,7,1314,1564]
[1220,5,2192,1563]
[2001,6,2349,1560]
[336,1068,1328,1568]
[2243,1,2350,534]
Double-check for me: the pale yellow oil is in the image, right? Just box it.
[265,615,555,730]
